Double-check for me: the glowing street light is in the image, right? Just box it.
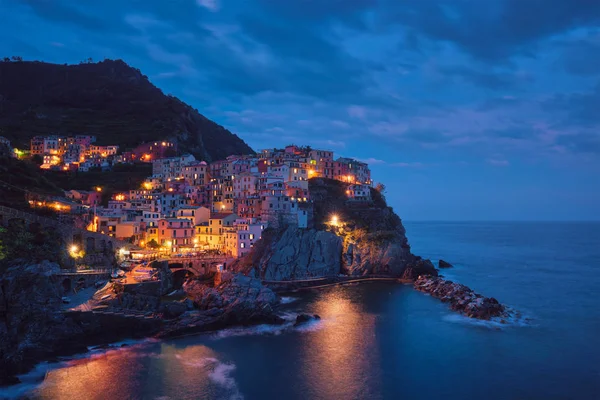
[70,245,78,253]
[330,215,339,226]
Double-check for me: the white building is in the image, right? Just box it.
[225,218,268,258]
[152,154,196,180]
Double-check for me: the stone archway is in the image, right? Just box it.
[172,269,196,289]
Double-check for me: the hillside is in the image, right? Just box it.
[0,59,253,161]
[0,155,64,209]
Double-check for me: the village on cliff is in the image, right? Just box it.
[1,135,373,260]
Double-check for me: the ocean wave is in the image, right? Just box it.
[182,357,219,368]
[442,309,534,330]
[0,361,57,399]
[280,296,298,304]
[211,322,294,339]
[208,362,244,400]
[294,318,325,332]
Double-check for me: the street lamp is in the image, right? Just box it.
[330,215,339,226]
[70,245,78,253]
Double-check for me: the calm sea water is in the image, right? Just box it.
[4,222,600,400]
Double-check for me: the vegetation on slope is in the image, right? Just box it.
[0,155,63,208]
[0,59,254,161]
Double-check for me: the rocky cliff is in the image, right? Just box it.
[233,178,437,280]
[240,227,342,280]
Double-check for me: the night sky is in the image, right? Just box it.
[2,0,599,221]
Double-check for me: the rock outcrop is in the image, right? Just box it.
[163,274,283,336]
[438,260,453,268]
[240,227,343,280]
[413,276,508,320]
[294,314,321,327]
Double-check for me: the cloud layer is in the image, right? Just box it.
[2,0,600,219]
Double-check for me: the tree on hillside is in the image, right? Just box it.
[147,239,160,249]
[375,182,386,194]
[10,56,23,61]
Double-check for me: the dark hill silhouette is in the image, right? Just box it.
[0,59,253,161]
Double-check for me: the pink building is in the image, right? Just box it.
[157,218,194,249]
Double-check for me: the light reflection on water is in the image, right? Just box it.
[299,288,382,400]
[26,342,235,400]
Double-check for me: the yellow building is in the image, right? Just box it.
[195,212,238,249]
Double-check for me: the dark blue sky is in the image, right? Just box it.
[2,0,600,220]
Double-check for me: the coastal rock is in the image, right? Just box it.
[294,314,321,327]
[183,274,280,325]
[438,260,453,269]
[400,258,438,280]
[240,227,343,281]
[413,276,508,320]
[159,301,187,319]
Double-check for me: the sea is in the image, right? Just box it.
[2,221,599,400]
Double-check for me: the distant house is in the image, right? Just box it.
[346,184,372,202]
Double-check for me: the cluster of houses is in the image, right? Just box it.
[28,143,374,259]
[25,134,177,171]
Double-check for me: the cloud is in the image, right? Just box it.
[329,120,348,129]
[347,105,367,119]
[391,162,426,168]
[382,0,600,62]
[486,158,510,166]
[196,0,219,12]
[20,0,114,32]
[439,65,532,90]
[354,157,386,164]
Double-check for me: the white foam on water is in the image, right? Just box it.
[442,309,534,330]
[208,362,244,400]
[0,361,59,399]
[211,322,294,339]
[278,311,300,321]
[294,318,326,333]
[280,296,298,304]
[183,357,219,368]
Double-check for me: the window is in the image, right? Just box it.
[240,242,246,248]
[249,234,254,240]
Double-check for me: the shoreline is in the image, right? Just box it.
[263,275,414,292]
[1,273,513,388]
